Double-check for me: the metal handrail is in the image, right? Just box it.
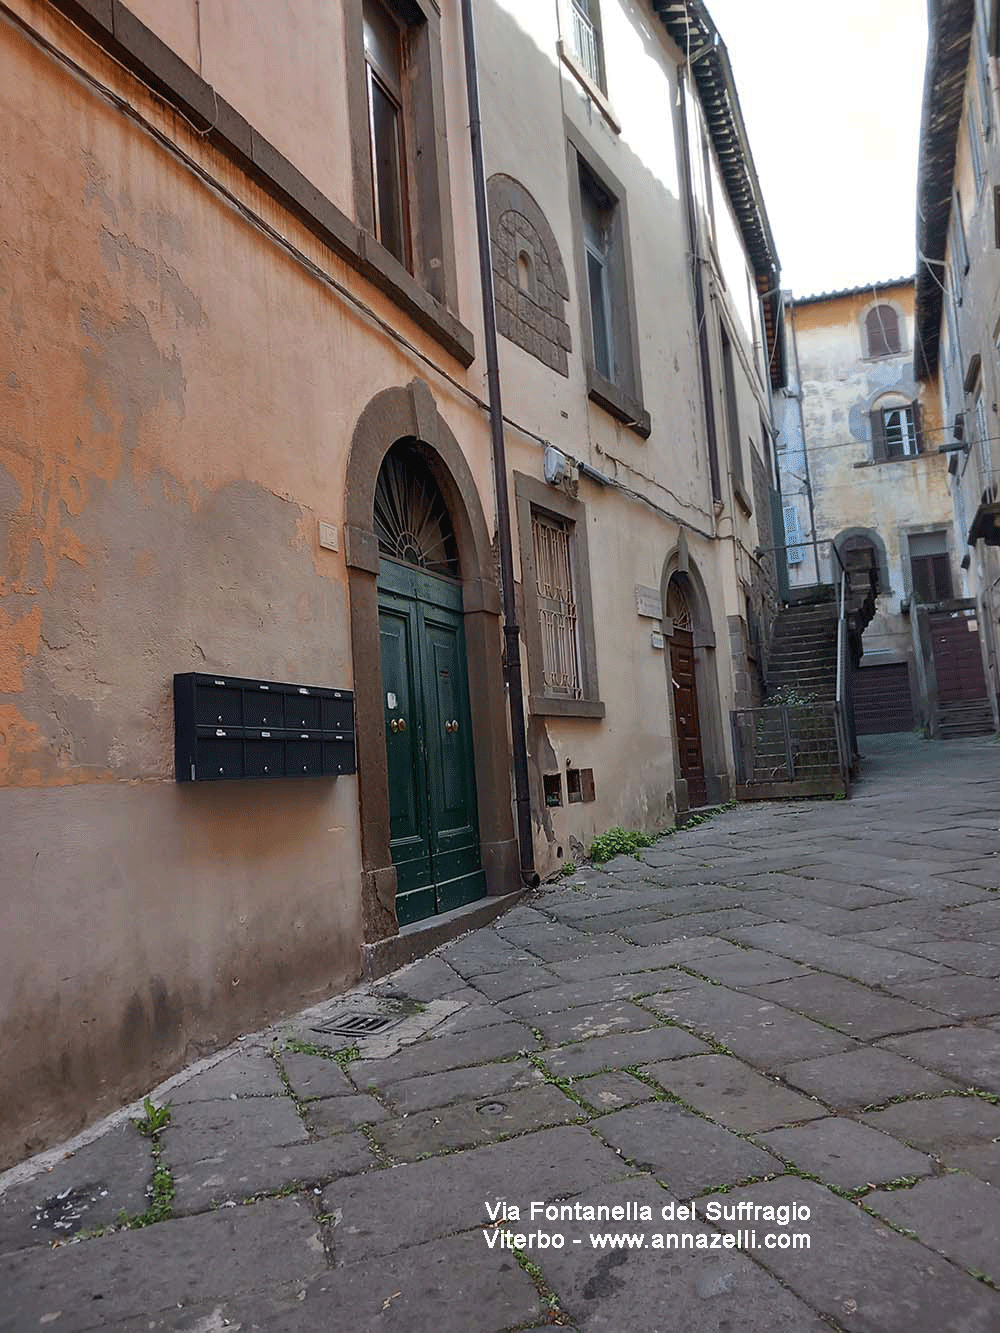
[755,537,847,578]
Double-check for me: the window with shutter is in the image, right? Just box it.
[969,102,986,196]
[909,531,954,603]
[531,511,583,699]
[864,305,901,358]
[783,505,804,565]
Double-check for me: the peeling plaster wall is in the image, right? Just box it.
[777,285,953,678]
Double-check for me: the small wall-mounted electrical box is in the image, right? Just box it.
[174,672,355,782]
[318,521,339,552]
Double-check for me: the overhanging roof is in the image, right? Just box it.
[915,0,974,381]
[794,276,914,306]
[653,0,785,389]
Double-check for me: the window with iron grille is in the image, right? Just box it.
[531,511,582,699]
[570,0,604,89]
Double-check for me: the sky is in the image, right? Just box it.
[707,0,928,298]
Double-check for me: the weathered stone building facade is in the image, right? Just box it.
[0,0,782,1163]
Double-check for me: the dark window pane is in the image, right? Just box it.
[363,0,402,95]
[369,76,407,265]
[587,249,612,380]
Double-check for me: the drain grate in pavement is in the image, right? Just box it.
[309,996,411,1040]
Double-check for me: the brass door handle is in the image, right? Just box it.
[390,717,407,733]
[445,719,459,734]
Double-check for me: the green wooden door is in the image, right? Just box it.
[378,559,485,925]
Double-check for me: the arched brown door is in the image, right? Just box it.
[668,579,707,808]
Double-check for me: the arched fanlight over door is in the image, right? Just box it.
[374,443,460,578]
[667,580,693,631]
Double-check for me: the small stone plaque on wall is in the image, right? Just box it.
[635,585,663,620]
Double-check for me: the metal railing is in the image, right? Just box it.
[732,703,843,788]
[570,1,602,84]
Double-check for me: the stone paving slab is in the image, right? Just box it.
[531,999,659,1046]
[944,1142,1000,1187]
[540,1025,711,1078]
[780,1046,956,1110]
[303,1093,389,1136]
[704,1175,999,1333]
[171,1133,374,1214]
[371,1083,580,1162]
[896,939,1000,977]
[863,1095,1000,1152]
[168,1047,285,1103]
[592,1101,779,1195]
[0,1126,152,1254]
[574,1071,657,1111]
[467,963,558,1000]
[160,1096,308,1168]
[350,1020,538,1088]
[624,908,767,944]
[642,981,858,1068]
[868,1173,1000,1282]
[727,923,950,986]
[322,1125,629,1264]
[887,974,1000,1020]
[881,1026,1000,1093]
[0,1197,324,1332]
[685,947,814,987]
[529,1177,829,1333]
[383,1057,545,1115]
[756,1117,934,1190]
[546,937,742,981]
[642,1054,825,1132]
[226,1231,544,1333]
[747,972,951,1040]
[279,1050,356,1100]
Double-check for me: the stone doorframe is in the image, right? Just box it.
[344,379,518,943]
[659,545,729,812]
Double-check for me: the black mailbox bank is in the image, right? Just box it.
[174,672,356,782]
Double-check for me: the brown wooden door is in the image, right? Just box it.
[930,610,988,704]
[670,629,708,807]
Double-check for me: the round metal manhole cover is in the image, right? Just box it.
[476,1101,507,1115]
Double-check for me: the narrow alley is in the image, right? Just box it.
[4,734,1000,1331]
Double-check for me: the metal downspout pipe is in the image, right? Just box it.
[460,0,538,888]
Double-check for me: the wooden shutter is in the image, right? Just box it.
[870,410,887,461]
[913,401,925,454]
[931,553,953,601]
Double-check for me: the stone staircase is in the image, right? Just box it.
[938,699,996,738]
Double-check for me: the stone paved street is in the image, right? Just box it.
[4,734,1000,1331]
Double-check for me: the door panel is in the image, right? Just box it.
[378,599,433,921]
[930,610,989,703]
[378,564,484,924]
[670,631,708,807]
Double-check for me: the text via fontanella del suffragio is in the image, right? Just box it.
[481,1197,812,1254]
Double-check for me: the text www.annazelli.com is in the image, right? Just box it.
[483,1228,810,1253]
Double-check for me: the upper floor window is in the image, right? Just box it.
[908,530,954,603]
[976,7,992,138]
[345,0,458,313]
[580,169,615,382]
[870,400,923,460]
[969,101,987,197]
[569,0,605,90]
[363,0,410,268]
[975,390,992,481]
[952,190,971,284]
[864,304,901,358]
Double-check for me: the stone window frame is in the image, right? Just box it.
[344,0,459,314]
[565,124,650,438]
[515,473,605,719]
[900,523,957,605]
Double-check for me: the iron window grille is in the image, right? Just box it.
[531,511,583,699]
[570,0,602,87]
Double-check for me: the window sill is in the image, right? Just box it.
[530,695,606,720]
[586,369,651,438]
[853,454,929,468]
[50,0,475,369]
[557,40,621,134]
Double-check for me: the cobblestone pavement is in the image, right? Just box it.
[4,734,1000,1331]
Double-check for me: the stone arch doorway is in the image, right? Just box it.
[344,380,518,942]
[660,549,728,814]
